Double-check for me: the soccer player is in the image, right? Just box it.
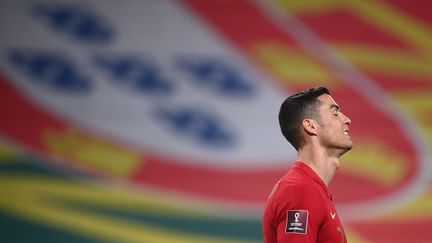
[262,87,352,242]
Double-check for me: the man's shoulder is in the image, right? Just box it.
[278,168,319,191]
[274,178,322,200]
[269,179,325,218]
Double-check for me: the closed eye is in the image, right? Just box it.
[330,104,340,116]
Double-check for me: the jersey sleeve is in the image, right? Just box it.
[263,191,277,243]
[271,183,325,243]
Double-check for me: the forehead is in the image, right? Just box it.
[317,94,338,108]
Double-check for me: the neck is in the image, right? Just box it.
[297,144,341,186]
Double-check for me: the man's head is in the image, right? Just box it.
[279,86,352,154]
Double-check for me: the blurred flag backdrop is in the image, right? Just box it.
[0,0,432,242]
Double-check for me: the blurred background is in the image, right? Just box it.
[0,0,432,242]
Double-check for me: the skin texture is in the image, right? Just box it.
[297,94,352,186]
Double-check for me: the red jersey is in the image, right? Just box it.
[262,162,347,243]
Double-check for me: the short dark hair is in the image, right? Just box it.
[279,86,330,151]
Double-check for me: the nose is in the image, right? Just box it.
[342,112,351,125]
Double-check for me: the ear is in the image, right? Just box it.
[302,119,318,135]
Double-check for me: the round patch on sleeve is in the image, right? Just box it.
[286,210,308,234]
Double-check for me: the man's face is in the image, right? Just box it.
[315,94,353,153]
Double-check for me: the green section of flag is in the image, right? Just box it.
[53,198,262,241]
[0,156,263,242]
[0,212,109,243]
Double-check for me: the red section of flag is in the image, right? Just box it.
[366,73,432,92]
[385,0,432,28]
[351,218,432,243]
[0,74,64,149]
[183,0,298,50]
[298,9,412,50]
[133,155,286,204]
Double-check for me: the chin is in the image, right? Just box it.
[335,143,352,157]
[343,138,354,150]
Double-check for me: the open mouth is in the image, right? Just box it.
[344,130,349,135]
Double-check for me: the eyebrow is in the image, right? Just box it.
[330,104,340,111]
